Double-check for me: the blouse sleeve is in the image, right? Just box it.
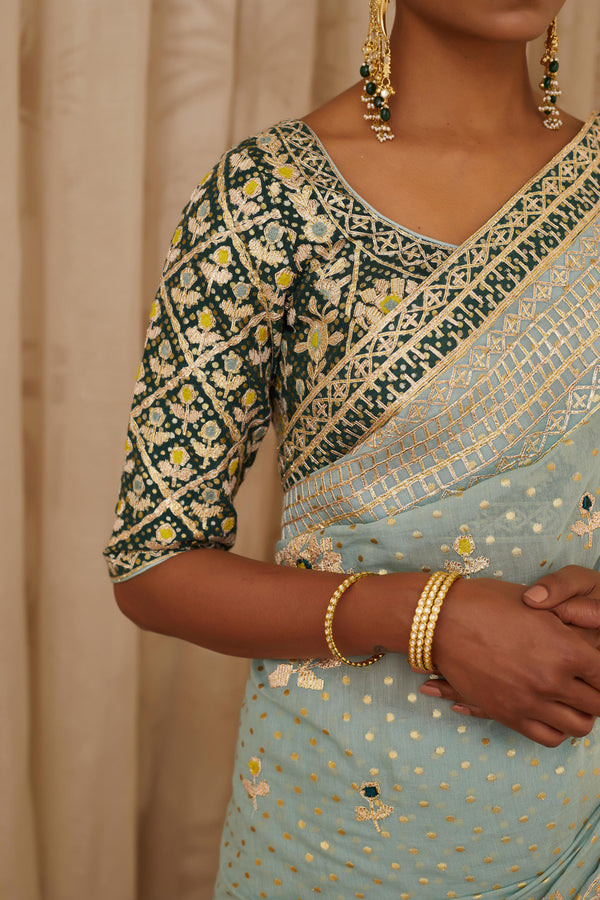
[103,139,293,582]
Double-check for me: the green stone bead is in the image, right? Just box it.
[549,59,559,73]
[360,64,370,78]
[374,95,384,108]
[551,95,557,104]
[544,75,552,90]
[366,82,377,96]
[380,107,391,122]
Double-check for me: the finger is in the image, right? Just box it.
[451,703,490,719]
[419,679,459,701]
[526,702,596,740]
[554,599,600,630]
[523,566,595,609]
[520,719,568,748]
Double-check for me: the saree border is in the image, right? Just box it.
[275,114,600,486]
[280,243,600,536]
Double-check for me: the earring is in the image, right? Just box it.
[539,18,563,130]
[361,0,395,141]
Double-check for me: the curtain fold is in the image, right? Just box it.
[4,1,599,898]
[0,2,39,899]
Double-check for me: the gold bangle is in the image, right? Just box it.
[422,572,461,673]
[324,572,382,667]
[409,572,461,673]
[408,571,446,671]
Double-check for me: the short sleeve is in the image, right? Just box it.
[103,139,293,582]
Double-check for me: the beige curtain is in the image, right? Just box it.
[3,2,600,898]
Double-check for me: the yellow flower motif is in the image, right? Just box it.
[229,459,239,476]
[244,179,260,196]
[215,247,231,266]
[156,524,176,544]
[456,535,476,557]
[198,309,215,330]
[179,385,197,405]
[171,226,182,246]
[248,757,261,776]
[170,447,189,467]
[276,269,293,289]
[278,165,294,179]
[243,389,256,407]
[256,324,269,344]
[149,300,160,320]
[223,518,235,533]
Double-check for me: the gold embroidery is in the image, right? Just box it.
[549,874,600,900]
[571,491,600,549]
[242,756,270,812]
[355,782,394,833]
[279,114,600,485]
[275,533,345,572]
[268,658,342,691]
[444,534,490,578]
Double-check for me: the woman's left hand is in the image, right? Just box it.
[420,566,600,717]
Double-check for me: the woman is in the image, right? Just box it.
[104,1,600,897]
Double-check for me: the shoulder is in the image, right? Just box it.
[190,120,317,209]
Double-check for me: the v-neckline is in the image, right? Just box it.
[296,111,599,254]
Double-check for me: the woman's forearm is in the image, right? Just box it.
[113,548,429,659]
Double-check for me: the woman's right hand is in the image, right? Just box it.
[421,576,600,747]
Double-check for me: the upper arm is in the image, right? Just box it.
[104,142,293,583]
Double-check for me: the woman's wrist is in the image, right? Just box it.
[329,570,432,659]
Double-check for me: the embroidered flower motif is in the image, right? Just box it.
[571,492,600,550]
[444,533,490,578]
[268,657,341,691]
[304,216,335,244]
[168,385,202,435]
[158,447,193,487]
[550,876,600,900]
[355,782,394,833]
[275,534,345,573]
[242,756,270,811]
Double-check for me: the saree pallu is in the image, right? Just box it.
[215,136,600,898]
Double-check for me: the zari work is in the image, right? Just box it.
[104,115,600,899]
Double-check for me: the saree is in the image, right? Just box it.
[103,116,600,899]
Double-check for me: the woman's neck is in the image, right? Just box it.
[389,11,540,140]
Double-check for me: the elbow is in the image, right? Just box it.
[113,581,153,631]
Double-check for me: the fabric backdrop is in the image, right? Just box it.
[3,1,600,898]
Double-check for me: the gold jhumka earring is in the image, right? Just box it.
[539,18,563,130]
[360,0,395,141]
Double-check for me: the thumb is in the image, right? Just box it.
[551,597,600,630]
[522,568,583,609]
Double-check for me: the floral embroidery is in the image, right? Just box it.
[242,757,270,812]
[275,533,345,572]
[444,533,490,578]
[549,875,600,900]
[571,491,600,549]
[354,782,394,833]
[268,657,341,691]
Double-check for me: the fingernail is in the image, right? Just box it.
[419,684,442,697]
[451,704,472,715]
[523,585,549,604]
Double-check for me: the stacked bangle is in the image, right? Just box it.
[325,571,383,667]
[408,571,461,673]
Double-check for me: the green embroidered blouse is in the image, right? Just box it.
[103,119,455,581]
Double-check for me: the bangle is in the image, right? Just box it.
[409,571,461,673]
[408,571,446,671]
[324,572,382,667]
